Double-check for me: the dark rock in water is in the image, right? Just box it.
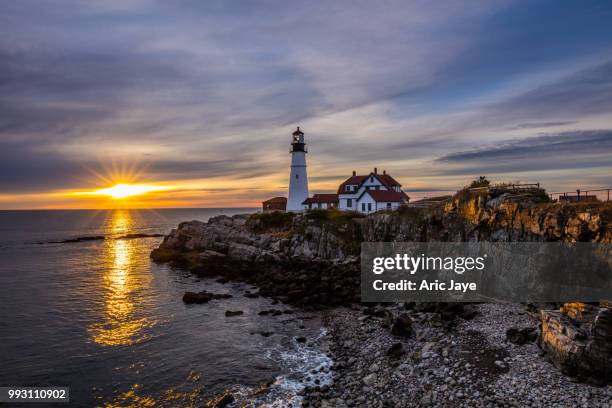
[296,336,307,343]
[50,235,106,244]
[116,233,164,240]
[211,393,234,407]
[182,290,232,304]
[272,310,283,316]
[243,292,260,298]
[257,331,274,337]
[225,310,244,317]
[391,313,412,337]
[258,310,271,316]
[386,342,404,358]
[506,327,538,345]
[216,277,230,284]
[539,303,612,385]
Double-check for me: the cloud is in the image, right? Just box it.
[0,0,611,206]
[506,121,577,130]
[434,130,612,174]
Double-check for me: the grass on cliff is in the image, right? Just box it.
[245,211,295,233]
[396,204,428,219]
[304,208,365,225]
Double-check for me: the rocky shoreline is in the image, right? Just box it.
[301,303,612,407]
[151,190,612,406]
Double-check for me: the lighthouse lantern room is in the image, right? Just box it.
[286,127,309,211]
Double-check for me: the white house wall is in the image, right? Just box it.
[356,193,377,214]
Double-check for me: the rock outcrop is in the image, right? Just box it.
[539,303,612,385]
[152,193,610,309]
[152,211,363,308]
[363,190,611,243]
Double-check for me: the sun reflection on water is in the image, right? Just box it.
[88,210,154,346]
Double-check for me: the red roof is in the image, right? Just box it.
[263,196,287,204]
[337,172,401,194]
[302,194,339,205]
[377,174,401,187]
[363,190,408,202]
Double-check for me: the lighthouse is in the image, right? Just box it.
[287,127,309,212]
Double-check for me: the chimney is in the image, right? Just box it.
[383,169,386,175]
[374,167,378,174]
[352,170,356,176]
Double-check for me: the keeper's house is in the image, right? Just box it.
[301,168,409,214]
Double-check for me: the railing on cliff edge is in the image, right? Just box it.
[410,184,611,208]
[548,188,611,203]
[468,183,611,202]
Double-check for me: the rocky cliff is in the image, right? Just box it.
[151,191,611,306]
[152,190,612,384]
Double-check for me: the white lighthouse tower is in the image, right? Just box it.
[287,127,309,212]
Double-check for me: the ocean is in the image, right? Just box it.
[0,209,332,407]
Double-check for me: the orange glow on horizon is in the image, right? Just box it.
[81,183,173,199]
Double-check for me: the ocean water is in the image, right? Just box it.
[0,209,332,407]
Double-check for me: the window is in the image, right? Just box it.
[347,199,352,207]
[387,202,392,209]
[370,176,374,182]
[318,203,322,208]
[368,203,372,211]
[296,174,299,179]
[362,203,366,212]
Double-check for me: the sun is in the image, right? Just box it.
[95,183,165,200]
[94,183,169,199]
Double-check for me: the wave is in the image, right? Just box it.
[226,328,333,407]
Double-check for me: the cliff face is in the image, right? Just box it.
[151,192,611,307]
[363,191,611,244]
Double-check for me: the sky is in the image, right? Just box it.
[1,0,611,209]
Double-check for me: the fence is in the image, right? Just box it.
[468,183,541,193]
[549,188,611,203]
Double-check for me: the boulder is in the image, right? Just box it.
[391,313,412,337]
[211,393,234,408]
[386,342,404,359]
[506,327,538,345]
[559,302,598,321]
[225,310,244,317]
[182,290,232,304]
[539,304,612,385]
